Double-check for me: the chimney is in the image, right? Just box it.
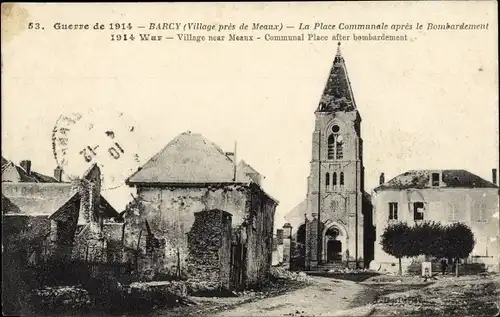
[20,160,32,175]
[493,168,498,185]
[225,152,235,162]
[54,166,63,182]
[379,172,385,185]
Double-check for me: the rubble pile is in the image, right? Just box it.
[33,286,91,311]
[327,268,370,274]
[370,275,500,317]
[185,279,223,294]
[270,267,312,282]
[129,280,188,297]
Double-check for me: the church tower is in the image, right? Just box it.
[304,43,371,269]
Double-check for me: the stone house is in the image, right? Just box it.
[124,131,278,289]
[373,169,500,273]
[1,159,120,265]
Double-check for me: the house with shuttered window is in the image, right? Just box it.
[372,169,499,273]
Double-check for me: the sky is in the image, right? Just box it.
[2,2,498,228]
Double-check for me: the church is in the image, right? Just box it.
[284,43,375,270]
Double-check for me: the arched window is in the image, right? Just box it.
[333,172,337,185]
[336,136,344,160]
[325,172,330,186]
[327,131,344,160]
[340,172,344,186]
[327,135,335,159]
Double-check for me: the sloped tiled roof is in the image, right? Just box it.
[1,193,21,214]
[31,171,58,183]
[2,163,37,182]
[238,160,259,175]
[317,43,357,113]
[362,191,372,204]
[375,169,498,191]
[237,160,263,184]
[127,131,253,184]
[1,156,8,167]
[2,182,119,219]
[1,159,57,183]
[283,199,308,230]
[99,196,120,218]
[1,183,75,216]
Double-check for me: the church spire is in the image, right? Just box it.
[335,41,342,59]
[317,42,356,113]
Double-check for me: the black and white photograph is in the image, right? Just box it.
[1,2,499,316]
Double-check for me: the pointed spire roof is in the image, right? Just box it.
[317,42,357,113]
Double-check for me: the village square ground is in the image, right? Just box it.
[156,269,500,317]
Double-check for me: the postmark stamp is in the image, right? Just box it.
[51,108,142,190]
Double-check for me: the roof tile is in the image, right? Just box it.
[375,169,498,191]
[127,131,254,184]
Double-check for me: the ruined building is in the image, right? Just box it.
[2,158,119,265]
[284,44,375,270]
[124,132,278,289]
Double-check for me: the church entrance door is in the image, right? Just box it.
[327,240,342,262]
[325,226,343,263]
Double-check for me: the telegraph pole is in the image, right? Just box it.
[233,141,237,181]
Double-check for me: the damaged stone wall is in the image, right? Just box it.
[186,209,232,289]
[120,213,167,281]
[244,184,276,286]
[52,200,80,262]
[76,165,101,230]
[126,182,277,287]
[102,223,126,263]
[3,201,80,265]
[125,184,247,278]
[72,165,105,263]
[73,227,107,263]
[2,215,52,264]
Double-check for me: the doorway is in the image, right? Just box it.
[327,240,342,262]
[325,226,342,262]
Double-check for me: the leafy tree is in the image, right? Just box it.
[382,221,475,277]
[443,222,475,276]
[412,221,446,259]
[380,222,414,275]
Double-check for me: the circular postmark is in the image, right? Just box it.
[52,108,142,190]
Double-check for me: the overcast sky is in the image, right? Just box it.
[2,2,498,227]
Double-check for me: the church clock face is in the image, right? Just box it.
[332,125,340,133]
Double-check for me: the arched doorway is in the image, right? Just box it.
[321,221,348,263]
[325,227,342,262]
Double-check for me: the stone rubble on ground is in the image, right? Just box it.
[33,286,91,310]
[370,273,500,317]
[282,309,306,316]
[331,304,375,317]
[270,267,313,282]
[327,268,372,274]
[129,280,187,297]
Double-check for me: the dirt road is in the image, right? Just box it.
[215,275,368,317]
